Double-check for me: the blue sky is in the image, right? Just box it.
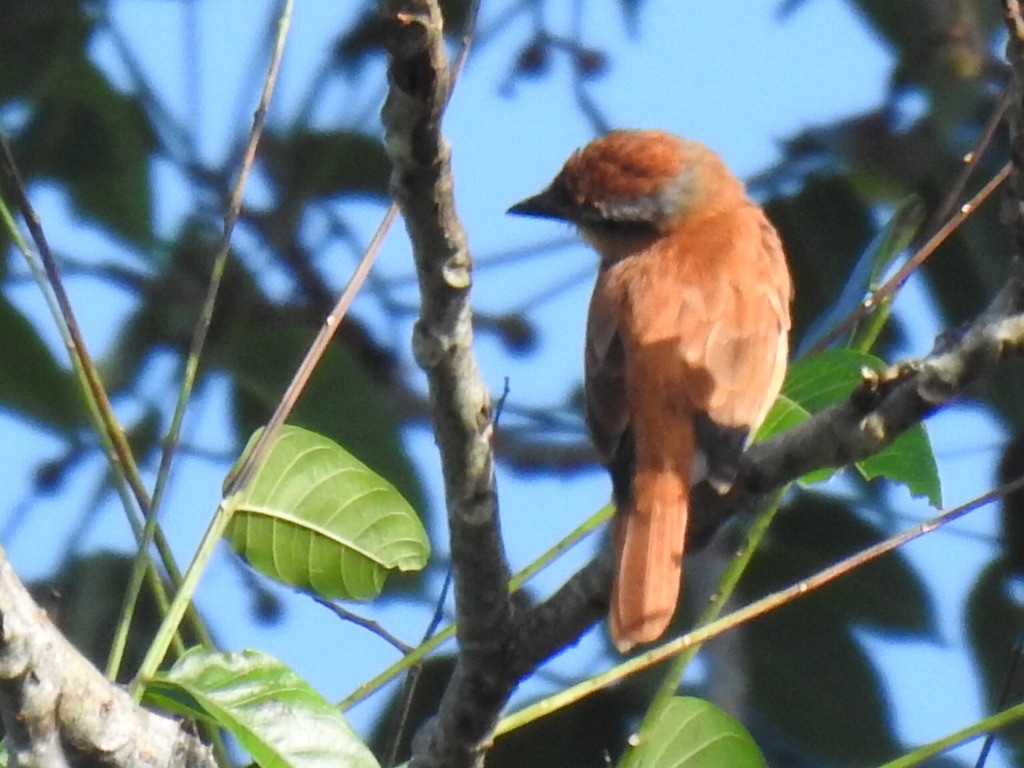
[0,0,1014,764]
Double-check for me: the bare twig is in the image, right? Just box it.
[808,160,1010,355]
[498,477,1024,736]
[315,598,413,654]
[380,0,519,764]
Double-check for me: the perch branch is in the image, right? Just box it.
[380,1,516,767]
[0,548,213,768]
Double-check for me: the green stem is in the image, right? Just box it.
[338,503,612,711]
[109,0,293,682]
[130,500,234,698]
[0,194,199,675]
[877,700,1024,768]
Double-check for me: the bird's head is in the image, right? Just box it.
[508,130,744,245]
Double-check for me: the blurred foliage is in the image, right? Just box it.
[0,1,1022,767]
[29,551,203,684]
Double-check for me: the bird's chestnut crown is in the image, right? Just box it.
[508,130,741,233]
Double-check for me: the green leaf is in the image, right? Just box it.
[783,348,876,412]
[144,648,379,768]
[0,296,82,431]
[754,394,808,443]
[224,425,429,601]
[228,319,428,518]
[633,697,765,768]
[781,349,942,505]
[858,424,941,506]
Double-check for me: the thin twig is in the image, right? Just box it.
[808,162,1010,355]
[495,476,1024,738]
[315,598,412,655]
[120,0,295,687]
[384,568,455,768]
[0,135,151,528]
[922,91,1010,240]
[222,203,397,497]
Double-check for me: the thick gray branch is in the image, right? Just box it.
[379,2,516,767]
[0,547,213,768]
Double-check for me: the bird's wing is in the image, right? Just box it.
[672,209,792,485]
[584,272,631,479]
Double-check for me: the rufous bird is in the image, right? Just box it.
[509,130,792,652]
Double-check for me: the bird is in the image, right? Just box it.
[508,130,792,652]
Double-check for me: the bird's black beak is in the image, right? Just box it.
[507,187,573,222]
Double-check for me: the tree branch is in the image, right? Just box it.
[0,547,213,768]
[379,3,1024,767]
[379,2,516,767]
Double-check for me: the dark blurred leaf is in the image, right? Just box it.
[33,551,192,684]
[0,295,82,432]
[16,56,154,245]
[744,573,902,764]
[490,313,537,353]
[333,10,384,71]
[748,494,936,634]
[228,320,427,516]
[845,0,994,89]
[146,648,380,768]
[741,507,901,765]
[617,0,647,36]
[225,425,429,601]
[105,218,261,394]
[966,560,1024,766]
[634,697,766,767]
[999,437,1024,577]
[798,195,924,355]
[763,175,875,342]
[262,130,390,203]
[0,4,93,98]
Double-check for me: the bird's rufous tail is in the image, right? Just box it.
[609,466,689,652]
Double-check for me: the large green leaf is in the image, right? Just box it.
[144,648,379,768]
[782,349,941,505]
[632,697,765,768]
[228,319,428,518]
[0,295,82,431]
[224,425,429,601]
